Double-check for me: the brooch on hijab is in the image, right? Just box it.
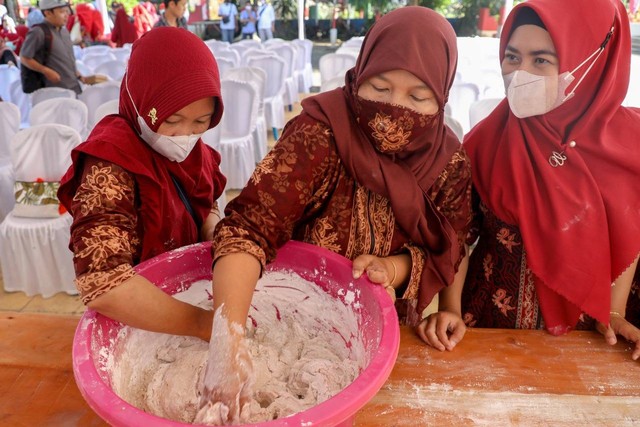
[548,141,577,168]
[148,108,158,125]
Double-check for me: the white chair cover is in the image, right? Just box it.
[219,79,258,189]
[75,59,93,76]
[225,66,268,161]
[93,60,127,82]
[214,49,240,67]
[31,87,77,106]
[444,115,464,142]
[265,43,298,108]
[468,97,503,129]
[201,127,227,216]
[623,54,640,107]
[81,51,116,71]
[447,81,480,134]
[73,44,84,60]
[93,99,119,125]
[0,102,20,221]
[335,46,360,59]
[215,57,235,78]
[9,80,30,128]
[320,75,344,93]
[0,64,20,103]
[109,47,131,63]
[29,98,89,139]
[0,124,82,297]
[291,38,313,93]
[236,39,262,50]
[319,53,356,84]
[247,55,286,131]
[82,45,112,56]
[241,48,272,66]
[78,80,121,127]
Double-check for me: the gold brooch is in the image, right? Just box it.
[148,108,158,125]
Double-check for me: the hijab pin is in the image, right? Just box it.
[148,108,158,125]
[548,151,567,168]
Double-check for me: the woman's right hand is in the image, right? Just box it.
[195,313,254,425]
[416,310,466,351]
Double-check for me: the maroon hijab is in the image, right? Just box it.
[464,0,640,333]
[302,6,463,311]
[59,27,226,261]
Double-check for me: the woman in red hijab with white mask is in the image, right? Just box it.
[462,0,640,359]
[58,27,226,342]
[197,6,473,423]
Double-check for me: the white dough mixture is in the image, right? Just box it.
[106,271,366,425]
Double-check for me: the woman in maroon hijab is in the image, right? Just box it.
[58,27,226,341]
[200,6,473,421]
[462,0,640,359]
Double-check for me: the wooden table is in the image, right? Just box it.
[2,312,639,426]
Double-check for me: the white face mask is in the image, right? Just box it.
[125,74,203,162]
[503,70,574,119]
[503,26,614,119]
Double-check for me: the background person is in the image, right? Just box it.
[256,0,274,40]
[462,0,640,359]
[218,0,237,43]
[154,0,187,29]
[20,0,84,94]
[239,1,256,39]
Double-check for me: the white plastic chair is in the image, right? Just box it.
[214,49,240,67]
[75,59,93,76]
[0,64,20,103]
[444,115,464,142]
[31,87,77,106]
[78,80,121,127]
[93,60,127,82]
[218,79,258,189]
[215,57,236,78]
[29,98,89,139]
[236,39,262,50]
[247,54,286,140]
[319,53,356,84]
[81,51,117,71]
[0,124,82,297]
[82,45,112,56]
[291,38,313,93]
[201,126,227,216]
[109,47,131,63]
[225,66,268,161]
[265,43,298,110]
[320,75,344,93]
[468,97,504,129]
[93,99,119,125]
[73,44,84,60]
[9,80,30,128]
[447,81,480,134]
[0,102,20,221]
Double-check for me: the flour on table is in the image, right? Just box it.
[108,271,366,424]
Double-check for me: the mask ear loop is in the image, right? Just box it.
[123,69,143,119]
[562,25,614,101]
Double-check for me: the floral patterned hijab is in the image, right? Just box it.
[464,0,640,333]
[302,6,464,310]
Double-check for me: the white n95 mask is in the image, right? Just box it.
[136,117,203,163]
[503,25,614,119]
[503,70,574,119]
[125,73,202,162]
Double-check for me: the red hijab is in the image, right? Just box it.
[111,8,138,47]
[302,6,463,312]
[464,0,640,334]
[59,27,226,261]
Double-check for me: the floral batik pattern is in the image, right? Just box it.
[68,157,143,304]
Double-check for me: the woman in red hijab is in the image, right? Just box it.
[462,0,640,359]
[110,5,138,47]
[198,6,473,422]
[58,27,226,341]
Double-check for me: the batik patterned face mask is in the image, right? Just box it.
[355,96,439,154]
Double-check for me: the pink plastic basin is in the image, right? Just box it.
[73,240,400,426]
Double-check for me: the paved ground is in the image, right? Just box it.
[633,36,640,55]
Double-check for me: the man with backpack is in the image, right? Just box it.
[19,0,84,95]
